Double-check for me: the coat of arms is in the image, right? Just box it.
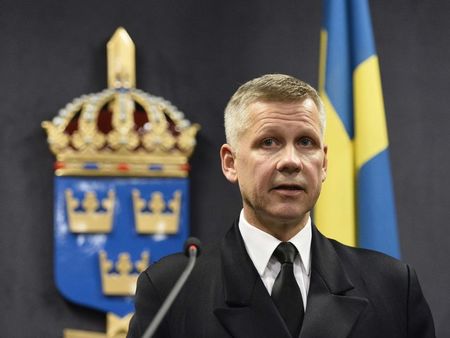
[42,28,199,337]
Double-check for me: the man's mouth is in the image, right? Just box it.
[272,184,304,191]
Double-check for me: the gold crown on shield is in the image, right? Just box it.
[65,189,115,233]
[132,189,181,234]
[42,27,200,178]
[99,250,149,296]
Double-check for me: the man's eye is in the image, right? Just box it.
[299,137,313,146]
[262,138,276,147]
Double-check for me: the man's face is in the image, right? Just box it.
[221,99,327,237]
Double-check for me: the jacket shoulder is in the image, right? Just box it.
[327,239,435,337]
[328,238,409,281]
[144,253,187,289]
[142,243,221,295]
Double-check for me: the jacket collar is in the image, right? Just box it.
[214,219,368,338]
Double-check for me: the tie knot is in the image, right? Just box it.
[273,242,297,264]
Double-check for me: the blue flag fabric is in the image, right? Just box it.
[315,0,401,258]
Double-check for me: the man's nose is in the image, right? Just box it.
[276,145,302,173]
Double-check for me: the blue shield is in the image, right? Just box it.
[54,176,189,317]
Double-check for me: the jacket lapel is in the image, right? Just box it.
[214,220,291,338]
[213,221,368,338]
[300,226,368,338]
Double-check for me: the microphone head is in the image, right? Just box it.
[184,237,202,257]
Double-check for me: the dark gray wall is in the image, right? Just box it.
[0,0,449,337]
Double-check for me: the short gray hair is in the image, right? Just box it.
[224,74,326,148]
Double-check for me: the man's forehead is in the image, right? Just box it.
[247,99,320,119]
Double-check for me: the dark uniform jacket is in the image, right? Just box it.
[127,219,435,338]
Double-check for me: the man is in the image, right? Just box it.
[127,74,435,337]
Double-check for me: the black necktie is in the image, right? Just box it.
[271,242,304,338]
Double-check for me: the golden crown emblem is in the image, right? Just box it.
[42,28,200,178]
[132,189,181,234]
[99,250,149,296]
[65,189,115,233]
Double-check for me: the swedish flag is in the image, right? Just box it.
[314,0,401,258]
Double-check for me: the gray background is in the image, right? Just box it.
[0,0,449,337]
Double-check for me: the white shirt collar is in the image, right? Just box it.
[238,209,312,277]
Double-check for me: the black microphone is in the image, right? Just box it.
[184,237,201,257]
[141,237,202,338]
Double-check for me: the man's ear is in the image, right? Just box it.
[321,145,328,182]
[220,144,238,183]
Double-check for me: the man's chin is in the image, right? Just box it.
[264,208,310,226]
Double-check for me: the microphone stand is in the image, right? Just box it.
[141,244,199,338]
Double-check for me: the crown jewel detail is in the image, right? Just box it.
[43,89,199,177]
[42,28,199,178]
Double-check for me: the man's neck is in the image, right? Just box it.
[243,209,310,242]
